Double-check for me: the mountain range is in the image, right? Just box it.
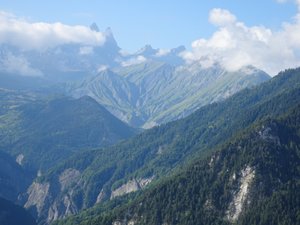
[0,23,299,225]
[23,68,300,224]
[67,63,269,128]
[0,24,185,85]
[0,24,270,128]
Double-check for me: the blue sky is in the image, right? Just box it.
[0,0,297,51]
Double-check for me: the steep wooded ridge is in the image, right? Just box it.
[0,197,37,225]
[68,63,270,128]
[0,150,33,203]
[28,68,299,224]
[0,93,137,171]
[64,103,300,225]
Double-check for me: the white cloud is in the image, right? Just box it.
[155,49,171,57]
[209,8,236,26]
[79,46,94,55]
[121,55,147,67]
[296,0,300,10]
[119,49,130,57]
[182,3,300,75]
[1,53,43,77]
[0,11,106,51]
[97,65,108,72]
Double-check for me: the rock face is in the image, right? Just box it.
[24,168,82,224]
[226,166,255,222]
[258,123,281,145]
[45,168,82,222]
[111,177,154,199]
[47,193,80,223]
[113,219,137,225]
[16,154,24,165]
[25,182,50,218]
[111,180,139,199]
[96,189,106,204]
[59,168,81,191]
[24,173,154,224]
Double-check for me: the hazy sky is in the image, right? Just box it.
[1,0,300,75]
[0,0,297,51]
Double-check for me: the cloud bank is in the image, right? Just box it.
[0,11,106,51]
[182,1,300,75]
[1,53,43,77]
[121,55,147,67]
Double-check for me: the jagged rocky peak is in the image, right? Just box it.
[101,27,121,52]
[105,27,113,36]
[90,22,100,32]
[90,24,120,50]
[171,45,186,54]
[136,44,157,56]
[135,44,185,59]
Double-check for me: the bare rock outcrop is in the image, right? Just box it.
[111,177,154,199]
[226,166,255,222]
[25,182,50,217]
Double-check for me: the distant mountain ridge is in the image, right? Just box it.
[0,24,270,129]
[0,92,137,171]
[0,24,186,87]
[68,62,270,127]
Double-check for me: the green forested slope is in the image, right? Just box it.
[0,94,137,170]
[56,97,300,225]
[0,197,36,225]
[37,68,299,224]
[0,150,33,202]
[116,105,300,225]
